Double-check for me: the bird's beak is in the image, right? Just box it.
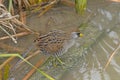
[79,33,83,37]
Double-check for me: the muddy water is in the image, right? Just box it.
[9,0,120,80]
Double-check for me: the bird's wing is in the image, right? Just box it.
[35,30,69,55]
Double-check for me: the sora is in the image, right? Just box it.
[34,30,83,56]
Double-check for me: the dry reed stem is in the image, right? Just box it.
[104,43,120,70]
[0,0,2,4]
[12,18,37,34]
[0,25,17,43]
[0,70,2,80]
[0,42,24,70]
[0,3,34,43]
[15,50,40,69]
[39,4,54,17]
[17,0,26,23]
[0,42,23,52]
[22,55,46,80]
[0,15,19,21]
[20,11,26,24]
[0,56,15,70]
[61,0,75,7]
[22,0,30,8]
[0,32,30,40]
[31,0,57,13]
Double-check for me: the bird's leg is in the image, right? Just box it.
[56,56,65,65]
[49,55,65,67]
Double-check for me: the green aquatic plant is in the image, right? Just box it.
[8,0,13,12]
[3,64,10,80]
[0,64,10,80]
[0,53,55,80]
[75,0,87,14]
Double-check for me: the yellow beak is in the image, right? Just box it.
[80,33,83,37]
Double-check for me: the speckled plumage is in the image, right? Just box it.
[34,30,81,56]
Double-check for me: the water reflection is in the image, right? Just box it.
[59,1,120,80]
[60,29,120,80]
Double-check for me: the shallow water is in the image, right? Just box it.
[57,0,120,80]
[8,0,120,80]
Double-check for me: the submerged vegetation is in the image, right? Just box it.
[1,64,10,80]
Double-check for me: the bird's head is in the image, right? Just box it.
[71,32,83,39]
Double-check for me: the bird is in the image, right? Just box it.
[34,30,83,57]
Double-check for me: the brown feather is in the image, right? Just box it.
[35,30,70,55]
